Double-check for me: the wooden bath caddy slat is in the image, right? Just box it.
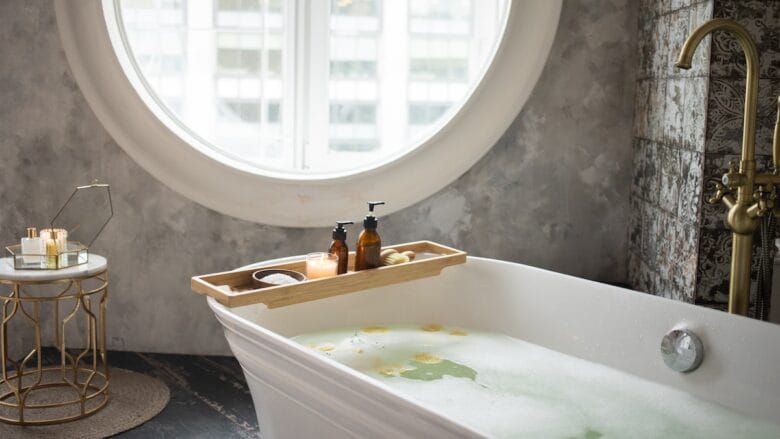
[191,241,466,308]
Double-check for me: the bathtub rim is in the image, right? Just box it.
[210,255,780,431]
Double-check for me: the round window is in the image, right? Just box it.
[56,1,561,226]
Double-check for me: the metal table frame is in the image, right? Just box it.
[0,266,108,425]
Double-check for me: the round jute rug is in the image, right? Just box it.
[0,368,170,439]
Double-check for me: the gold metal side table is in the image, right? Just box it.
[0,255,109,425]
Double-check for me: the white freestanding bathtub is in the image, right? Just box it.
[208,256,780,438]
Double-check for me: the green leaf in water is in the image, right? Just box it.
[564,428,603,439]
[585,428,604,439]
[566,428,604,439]
[584,429,603,439]
[400,360,477,381]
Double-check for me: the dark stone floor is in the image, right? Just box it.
[107,351,258,438]
[5,349,257,438]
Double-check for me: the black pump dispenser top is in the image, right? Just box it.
[363,201,385,229]
[332,221,353,240]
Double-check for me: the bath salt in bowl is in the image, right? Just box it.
[252,269,306,289]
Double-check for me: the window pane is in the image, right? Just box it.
[408,103,449,125]
[329,139,379,152]
[410,0,470,20]
[121,0,288,168]
[267,102,280,123]
[118,0,508,174]
[222,100,261,123]
[331,0,379,17]
[217,48,262,74]
[330,61,376,80]
[267,49,282,76]
[330,103,376,124]
[409,58,468,82]
[217,0,261,11]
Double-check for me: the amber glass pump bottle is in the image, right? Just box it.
[355,201,385,271]
[329,221,354,274]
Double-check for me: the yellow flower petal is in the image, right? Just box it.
[361,326,390,333]
[375,364,409,377]
[316,343,336,352]
[420,324,443,332]
[413,353,442,364]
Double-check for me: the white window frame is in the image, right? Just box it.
[54,0,561,227]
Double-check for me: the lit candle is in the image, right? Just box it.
[40,228,67,249]
[306,252,338,279]
[41,228,68,267]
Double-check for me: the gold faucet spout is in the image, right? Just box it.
[676,19,759,163]
[676,19,762,316]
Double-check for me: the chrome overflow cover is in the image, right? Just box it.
[661,328,704,373]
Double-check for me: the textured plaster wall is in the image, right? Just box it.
[0,1,637,355]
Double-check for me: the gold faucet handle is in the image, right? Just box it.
[728,159,739,173]
[707,178,733,205]
[722,160,745,189]
[752,184,777,217]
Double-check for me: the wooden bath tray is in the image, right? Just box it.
[191,241,466,308]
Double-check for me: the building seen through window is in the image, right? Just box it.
[119,0,508,174]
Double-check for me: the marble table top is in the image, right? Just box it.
[0,254,107,282]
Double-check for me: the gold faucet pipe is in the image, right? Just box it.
[754,174,780,185]
[729,235,752,315]
[676,19,761,316]
[677,18,759,164]
[774,96,780,172]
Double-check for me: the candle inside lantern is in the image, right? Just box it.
[40,228,68,267]
[40,228,67,250]
[306,252,338,279]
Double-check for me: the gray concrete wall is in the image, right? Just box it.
[0,0,637,355]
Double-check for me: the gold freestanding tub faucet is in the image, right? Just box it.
[676,18,780,316]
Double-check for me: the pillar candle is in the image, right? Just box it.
[306,253,338,279]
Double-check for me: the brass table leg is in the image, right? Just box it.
[0,271,109,425]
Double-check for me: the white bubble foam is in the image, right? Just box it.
[293,324,780,439]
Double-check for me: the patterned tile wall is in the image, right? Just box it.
[696,0,780,308]
[628,0,713,302]
[630,0,780,309]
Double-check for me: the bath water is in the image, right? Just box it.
[292,324,780,439]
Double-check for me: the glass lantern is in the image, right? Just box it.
[6,182,113,270]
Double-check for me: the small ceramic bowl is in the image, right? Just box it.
[251,269,306,289]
